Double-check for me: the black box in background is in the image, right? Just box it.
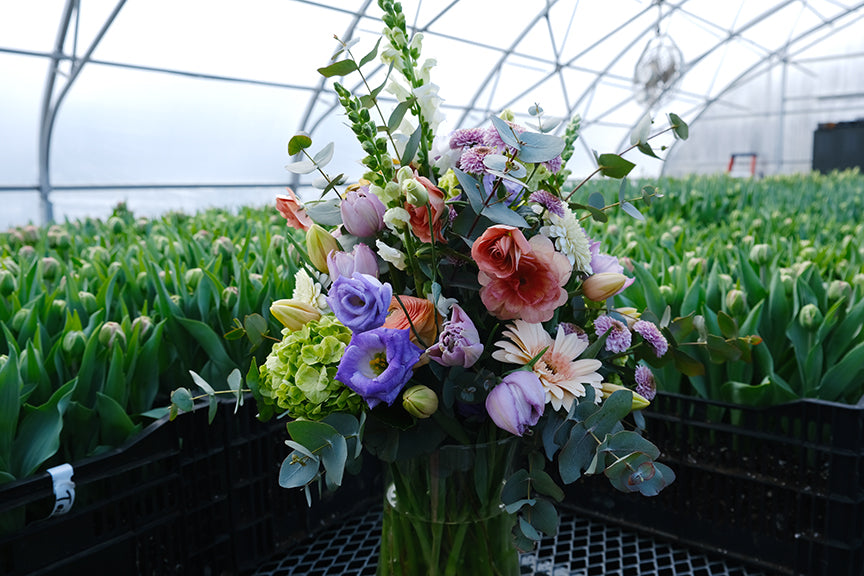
[813,119,864,173]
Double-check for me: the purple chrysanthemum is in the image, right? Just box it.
[483,123,524,152]
[558,322,589,343]
[529,190,566,218]
[450,127,487,149]
[634,365,656,401]
[594,315,632,354]
[633,320,668,358]
[459,146,493,174]
[544,155,563,174]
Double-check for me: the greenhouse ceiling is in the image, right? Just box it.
[1,0,863,229]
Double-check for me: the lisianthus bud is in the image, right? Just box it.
[185,267,203,289]
[306,224,341,273]
[99,321,126,349]
[0,269,16,296]
[827,280,851,303]
[485,371,545,437]
[402,385,438,418]
[600,383,650,411]
[749,243,772,266]
[270,299,321,331]
[725,289,747,316]
[340,187,386,237]
[402,178,428,206]
[582,272,628,302]
[396,165,414,184]
[63,330,87,356]
[799,303,823,330]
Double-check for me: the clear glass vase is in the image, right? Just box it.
[376,437,520,576]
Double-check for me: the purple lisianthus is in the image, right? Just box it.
[633,320,669,357]
[588,240,635,294]
[594,315,632,353]
[327,273,392,333]
[335,327,424,408]
[427,304,483,368]
[635,365,657,400]
[340,187,386,238]
[450,127,487,149]
[485,371,545,437]
[529,190,565,218]
[482,173,523,206]
[327,243,379,280]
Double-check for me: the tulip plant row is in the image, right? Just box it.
[600,170,864,406]
[0,205,300,490]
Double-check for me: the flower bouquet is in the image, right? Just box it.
[169,2,749,574]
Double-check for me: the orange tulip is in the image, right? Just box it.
[383,295,441,348]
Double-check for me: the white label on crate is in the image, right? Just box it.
[47,463,76,517]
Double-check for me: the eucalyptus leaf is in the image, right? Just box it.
[288,134,312,156]
[279,451,320,488]
[598,154,636,179]
[317,59,358,78]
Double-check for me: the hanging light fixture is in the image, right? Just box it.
[633,0,683,107]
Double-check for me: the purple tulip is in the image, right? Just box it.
[340,187,386,238]
[427,304,483,368]
[485,371,545,437]
[327,243,379,280]
[335,327,424,408]
[327,273,392,333]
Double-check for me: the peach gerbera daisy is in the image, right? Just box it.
[492,320,603,412]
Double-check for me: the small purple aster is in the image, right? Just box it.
[634,365,656,401]
[633,320,668,358]
[459,146,493,174]
[594,315,632,354]
[544,155,563,174]
[450,128,487,149]
[529,190,566,218]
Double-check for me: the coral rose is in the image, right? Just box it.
[405,176,447,243]
[275,188,312,231]
[383,295,441,348]
[471,225,531,279]
[479,235,571,323]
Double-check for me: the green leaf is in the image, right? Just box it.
[358,37,382,67]
[717,311,739,339]
[12,379,75,478]
[516,131,565,163]
[288,134,312,156]
[171,387,194,413]
[597,154,635,179]
[387,100,413,133]
[817,341,864,402]
[501,468,531,506]
[531,469,564,502]
[528,498,559,536]
[621,201,644,220]
[587,192,605,210]
[279,451,320,488]
[0,348,20,474]
[317,59,358,77]
[95,392,140,447]
[176,316,236,377]
[400,124,422,167]
[243,313,268,349]
[668,113,689,140]
[312,142,335,167]
[519,517,543,541]
[490,115,521,150]
[637,141,659,159]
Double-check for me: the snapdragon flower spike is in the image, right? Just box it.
[327,273,392,333]
[427,304,483,368]
[335,327,423,409]
[485,371,545,437]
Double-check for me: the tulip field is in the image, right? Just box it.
[1,171,863,484]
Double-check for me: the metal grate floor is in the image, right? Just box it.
[251,507,768,576]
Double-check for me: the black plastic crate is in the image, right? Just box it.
[563,392,864,576]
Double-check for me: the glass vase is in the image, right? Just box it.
[377,437,520,576]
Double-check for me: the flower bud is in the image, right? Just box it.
[327,243,379,280]
[48,228,71,250]
[270,299,321,331]
[659,285,674,300]
[0,355,7,370]
[63,330,87,356]
[78,291,99,314]
[132,315,153,338]
[582,272,628,302]
[852,273,864,290]
[193,229,211,243]
[11,308,30,331]
[798,303,823,331]
[340,188,386,237]
[725,289,747,316]
[402,178,428,205]
[221,286,239,309]
[41,257,61,281]
[749,243,772,266]
[306,224,341,273]
[402,384,438,419]
[485,372,545,437]
[0,269,16,296]
[185,267,203,289]
[107,216,125,234]
[600,382,650,411]
[99,321,126,349]
[17,245,35,262]
[213,236,235,259]
[613,307,641,329]
[827,280,851,303]
[396,165,414,184]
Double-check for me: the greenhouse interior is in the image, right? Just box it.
[1,0,864,575]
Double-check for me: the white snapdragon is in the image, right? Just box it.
[376,240,408,270]
[384,207,411,231]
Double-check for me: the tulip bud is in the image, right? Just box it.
[827,280,851,303]
[63,330,87,356]
[306,223,341,273]
[185,267,203,289]
[48,228,71,250]
[852,273,864,290]
[485,372,545,437]
[659,285,674,300]
[249,273,264,290]
[99,321,126,349]
[0,269,16,296]
[725,289,747,316]
[107,216,125,234]
[11,308,30,332]
[193,229,211,243]
[327,243,379,280]
[21,225,39,244]
[340,188,386,237]
[221,286,239,309]
[108,261,125,283]
[213,236,235,259]
[0,355,7,370]
[582,272,628,302]
[402,385,439,418]
[41,257,61,281]
[270,299,321,331]
[749,244,772,266]
[600,382,650,411]
[798,303,823,331]
[132,315,153,338]
[78,291,99,314]
[87,246,109,263]
[402,178,428,205]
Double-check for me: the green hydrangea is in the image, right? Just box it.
[258,315,363,419]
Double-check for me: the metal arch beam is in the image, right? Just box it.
[659,1,864,176]
[38,0,127,226]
